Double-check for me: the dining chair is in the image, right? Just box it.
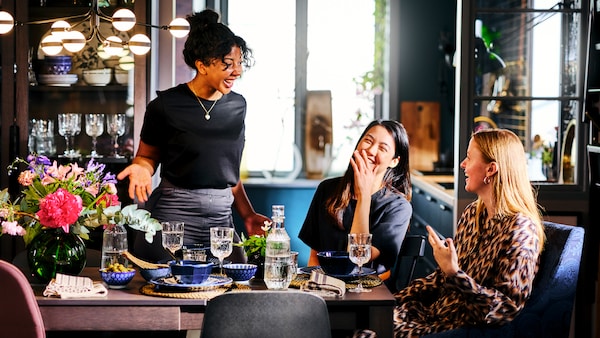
[0,259,46,338]
[200,290,332,338]
[386,234,427,293]
[422,221,584,338]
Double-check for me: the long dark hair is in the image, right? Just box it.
[183,9,253,70]
[325,120,411,228]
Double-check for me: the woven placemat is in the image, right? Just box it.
[290,272,382,290]
[139,282,251,299]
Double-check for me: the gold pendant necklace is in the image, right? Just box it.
[190,86,219,120]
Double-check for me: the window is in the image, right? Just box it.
[227,0,377,178]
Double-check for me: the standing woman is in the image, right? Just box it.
[299,120,412,276]
[117,9,269,263]
[394,129,544,337]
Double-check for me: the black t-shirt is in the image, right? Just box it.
[141,84,246,189]
[299,177,412,271]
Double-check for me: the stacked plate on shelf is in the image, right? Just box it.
[37,74,78,86]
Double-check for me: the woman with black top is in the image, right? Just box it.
[117,9,269,263]
[298,120,413,277]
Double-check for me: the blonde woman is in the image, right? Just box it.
[393,128,544,337]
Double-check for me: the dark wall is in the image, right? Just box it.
[396,0,457,163]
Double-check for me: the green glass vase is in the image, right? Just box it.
[27,228,87,283]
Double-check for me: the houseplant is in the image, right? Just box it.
[0,154,162,281]
[235,221,271,279]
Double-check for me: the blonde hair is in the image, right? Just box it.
[472,129,545,253]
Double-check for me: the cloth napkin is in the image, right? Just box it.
[43,273,108,299]
[302,270,346,297]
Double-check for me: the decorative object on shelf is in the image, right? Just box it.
[82,68,112,86]
[57,113,82,159]
[0,0,190,56]
[0,154,163,281]
[27,227,87,283]
[106,113,126,158]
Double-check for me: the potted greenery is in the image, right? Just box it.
[235,222,271,280]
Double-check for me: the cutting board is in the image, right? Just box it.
[400,101,440,171]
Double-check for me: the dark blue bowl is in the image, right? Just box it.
[317,251,356,275]
[41,56,72,75]
[169,260,213,284]
[100,269,136,288]
[139,267,171,281]
[223,263,257,281]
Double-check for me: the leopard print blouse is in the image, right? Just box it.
[393,202,541,337]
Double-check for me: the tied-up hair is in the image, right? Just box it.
[325,120,411,229]
[471,128,544,253]
[183,9,253,71]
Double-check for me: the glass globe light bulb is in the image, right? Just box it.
[50,20,71,41]
[62,30,86,53]
[0,11,14,34]
[104,36,124,56]
[112,9,136,32]
[118,55,134,71]
[129,34,151,55]
[41,35,63,56]
[168,18,190,38]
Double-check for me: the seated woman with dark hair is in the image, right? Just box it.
[299,119,413,277]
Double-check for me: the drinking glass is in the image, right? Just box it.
[57,113,81,158]
[106,114,126,158]
[347,233,372,293]
[210,227,234,275]
[161,221,184,260]
[85,113,104,158]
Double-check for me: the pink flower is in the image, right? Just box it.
[1,221,26,236]
[96,193,120,208]
[85,183,99,196]
[17,171,36,186]
[36,188,83,233]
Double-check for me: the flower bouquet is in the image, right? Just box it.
[0,155,162,281]
[0,155,161,245]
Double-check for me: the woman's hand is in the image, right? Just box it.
[350,149,378,199]
[117,163,153,202]
[426,225,459,276]
[244,212,271,236]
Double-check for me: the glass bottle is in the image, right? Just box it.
[101,224,129,270]
[264,205,292,289]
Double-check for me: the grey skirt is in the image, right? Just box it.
[131,179,246,264]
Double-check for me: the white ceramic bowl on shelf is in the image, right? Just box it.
[82,68,112,86]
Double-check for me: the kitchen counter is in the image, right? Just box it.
[410,170,455,206]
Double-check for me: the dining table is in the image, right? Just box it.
[33,266,395,338]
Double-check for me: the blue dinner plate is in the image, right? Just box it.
[299,266,376,280]
[149,274,233,291]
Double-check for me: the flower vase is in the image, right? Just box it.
[27,228,87,283]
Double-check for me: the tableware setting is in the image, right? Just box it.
[298,265,376,281]
[161,221,184,261]
[223,263,257,281]
[210,227,234,275]
[347,233,373,293]
[57,112,81,158]
[316,250,356,275]
[149,274,233,292]
[99,263,136,289]
[139,266,171,282]
[169,260,214,284]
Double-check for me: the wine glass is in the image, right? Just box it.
[106,114,126,158]
[161,221,184,261]
[210,227,234,275]
[57,113,81,158]
[347,233,372,293]
[85,113,105,158]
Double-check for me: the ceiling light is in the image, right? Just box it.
[0,0,189,57]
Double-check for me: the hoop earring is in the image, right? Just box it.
[483,176,491,185]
